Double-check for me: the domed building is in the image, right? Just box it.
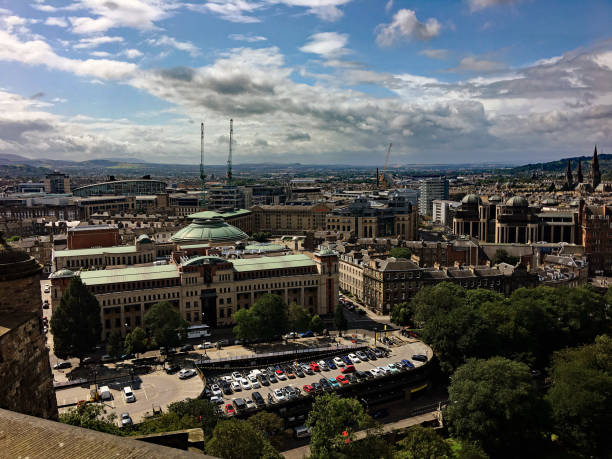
[171,215,248,246]
[453,194,483,238]
[495,196,539,243]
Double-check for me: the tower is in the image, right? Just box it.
[200,122,206,210]
[565,159,573,187]
[577,158,583,183]
[590,145,601,189]
[227,119,233,187]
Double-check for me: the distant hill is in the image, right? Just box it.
[507,153,612,176]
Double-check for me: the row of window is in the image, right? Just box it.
[100,290,179,306]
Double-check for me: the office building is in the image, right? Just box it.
[419,178,449,216]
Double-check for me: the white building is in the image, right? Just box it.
[419,178,449,216]
[432,200,460,226]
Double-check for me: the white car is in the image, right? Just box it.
[378,366,388,375]
[333,357,345,367]
[245,398,256,409]
[317,360,329,371]
[248,374,260,389]
[178,369,196,379]
[232,372,242,381]
[231,381,241,392]
[43,284,50,293]
[273,388,285,402]
[370,368,382,377]
[276,372,287,381]
[348,353,361,363]
[210,396,224,405]
[240,378,251,390]
[197,342,213,349]
[211,384,222,397]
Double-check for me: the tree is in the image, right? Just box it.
[252,232,271,243]
[391,302,413,326]
[389,247,412,259]
[233,294,288,341]
[168,398,220,437]
[144,301,188,349]
[307,393,378,459]
[546,335,612,457]
[334,306,348,336]
[60,403,122,435]
[50,276,102,362]
[206,419,282,459]
[247,411,285,450]
[124,326,147,357]
[395,426,452,459]
[106,329,123,359]
[310,314,324,334]
[491,249,518,266]
[288,302,312,332]
[133,412,200,435]
[445,357,547,458]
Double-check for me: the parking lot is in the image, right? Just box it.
[204,339,431,416]
[57,369,204,423]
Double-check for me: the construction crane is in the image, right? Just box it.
[379,143,392,190]
[200,121,206,209]
[227,118,233,186]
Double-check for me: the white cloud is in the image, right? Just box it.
[188,1,263,23]
[269,0,352,21]
[73,35,124,49]
[376,9,441,46]
[146,35,200,57]
[122,48,143,59]
[90,50,111,57]
[385,0,393,13]
[467,0,521,12]
[420,48,448,60]
[300,32,349,58]
[44,17,68,27]
[451,56,507,73]
[0,29,137,80]
[228,33,267,42]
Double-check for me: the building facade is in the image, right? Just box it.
[419,178,449,216]
[44,172,70,194]
[72,179,167,198]
[578,201,612,275]
[251,203,332,235]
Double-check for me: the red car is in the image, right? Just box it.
[309,362,320,372]
[341,365,356,374]
[303,384,314,393]
[225,403,235,415]
[336,375,349,385]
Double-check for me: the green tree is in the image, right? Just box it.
[247,411,285,450]
[132,412,200,435]
[124,326,147,357]
[168,398,220,437]
[546,335,612,457]
[144,301,187,349]
[310,314,324,334]
[307,393,378,459]
[390,302,413,326]
[106,329,123,359]
[446,357,547,458]
[60,403,121,435]
[288,302,312,332]
[334,306,348,336]
[447,439,489,459]
[50,276,102,362]
[233,294,289,341]
[206,419,282,459]
[389,247,412,259]
[395,426,452,459]
[252,232,271,242]
[491,249,518,266]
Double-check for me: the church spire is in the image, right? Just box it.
[577,158,583,183]
[590,145,601,189]
[565,159,573,187]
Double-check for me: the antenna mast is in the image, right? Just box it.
[200,121,206,210]
[228,118,233,186]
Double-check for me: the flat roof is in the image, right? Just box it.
[79,264,179,286]
[54,245,137,258]
[232,254,315,272]
[68,224,118,232]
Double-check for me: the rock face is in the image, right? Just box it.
[0,239,58,420]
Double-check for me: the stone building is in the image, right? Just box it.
[0,238,57,419]
[578,201,612,275]
[251,202,332,235]
[67,224,120,249]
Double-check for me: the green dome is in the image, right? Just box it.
[506,196,528,207]
[461,194,481,205]
[171,217,248,244]
[137,234,153,243]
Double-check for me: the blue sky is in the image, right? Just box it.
[0,0,611,165]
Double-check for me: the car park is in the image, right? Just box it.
[178,369,196,379]
[120,412,133,426]
[412,354,427,362]
[333,357,345,367]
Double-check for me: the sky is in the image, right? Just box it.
[0,0,611,166]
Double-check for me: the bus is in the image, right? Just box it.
[187,324,211,339]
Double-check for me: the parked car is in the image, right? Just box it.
[268,373,278,383]
[336,375,349,385]
[120,412,133,426]
[81,357,95,365]
[309,362,320,372]
[248,374,260,389]
[178,369,196,379]
[341,364,356,374]
[276,370,287,381]
[370,368,382,377]
[245,398,256,410]
[42,301,49,309]
[210,396,223,405]
[312,382,323,392]
[233,398,246,413]
[356,351,369,361]
[53,361,71,370]
[294,367,305,378]
[319,378,331,390]
[123,386,135,403]
[197,342,213,349]
[333,357,345,367]
[342,355,353,365]
[239,378,251,390]
[355,371,369,381]
[211,384,222,397]
[372,408,388,419]
[326,359,337,370]
[317,360,329,371]
[300,330,314,338]
[387,363,400,373]
[221,381,233,395]
[301,364,314,375]
[412,354,428,362]
[231,381,241,392]
[328,378,340,389]
[348,353,361,363]
[303,384,314,393]
[252,391,266,407]
[225,403,235,415]
[180,344,194,352]
[99,386,112,401]
[165,363,180,374]
[273,388,285,402]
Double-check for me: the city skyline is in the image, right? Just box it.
[0,0,611,165]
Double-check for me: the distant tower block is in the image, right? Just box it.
[228,119,233,186]
[200,121,206,210]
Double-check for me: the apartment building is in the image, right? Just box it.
[251,203,332,235]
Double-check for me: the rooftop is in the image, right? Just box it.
[79,264,179,286]
[232,254,315,272]
[54,245,137,258]
[68,224,118,232]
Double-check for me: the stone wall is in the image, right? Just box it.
[0,272,43,316]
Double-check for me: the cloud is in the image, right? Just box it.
[30,92,45,99]
[0,29,138,80]
[450,56,507,73]
[268,0,352,21]
[376,9,441,46]
[44,17,68,27]
[73,35,124,49]
[146,35,200,56]
[300,32,349,58]
[385,0,393,13]
[121,48,143,59]
[468,0,521,12]
[420,48,448,60]
[187,1,263,23]
[228,34,267,42]
[287,132,311,141]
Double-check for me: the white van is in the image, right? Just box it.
[99,386,111,401]
[294,425,311,438]
[123,386,135,403]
